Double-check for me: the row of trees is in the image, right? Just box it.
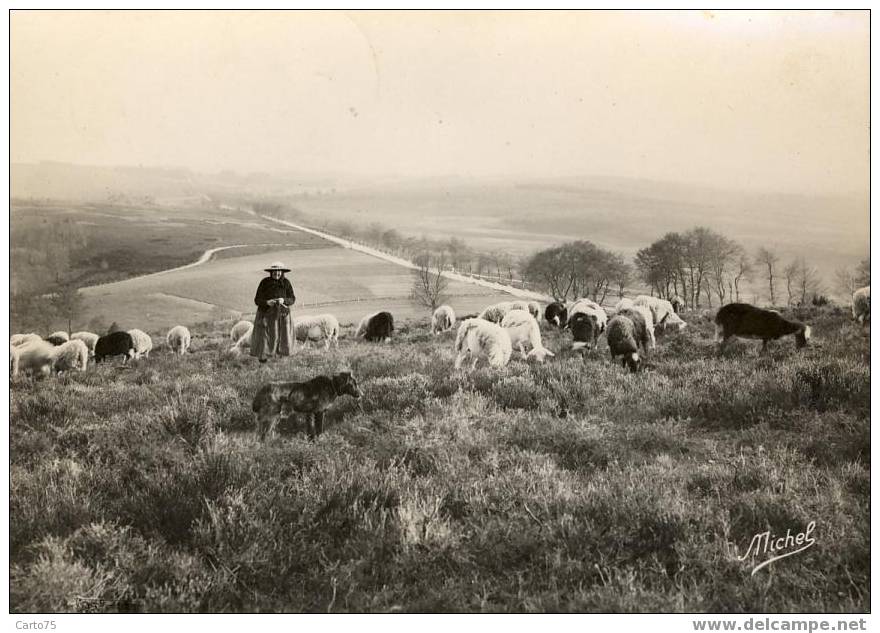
[521,241,631,303]
[318,218,523,280]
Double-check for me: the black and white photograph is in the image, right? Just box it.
[7,9,871,621]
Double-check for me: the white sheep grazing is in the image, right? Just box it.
[454,318,512,369]
[10,333,42,347]
[54,339,89,373]
[614,297,635,313]
[11,338,88,377]
[853,285,870,324]
[294,314,340,350]
[526,301,541,320]
[431,305,456,335]
[48,331,70,343]
[633,295,677,326]
[477,301,515,324]
[70,331,99,358]
[166,325,191,356]
[568,299,608,333]
[501,309,555,362]
[230,320,253,342]
[128,329,154,359]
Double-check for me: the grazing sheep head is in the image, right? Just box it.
[796,325,812,348]
[622,352,641,373]
[527,346,555,363]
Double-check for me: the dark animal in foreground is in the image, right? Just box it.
[252,372,363,441]
[714,303,811,352]
[606,312,649,372]
[570,312,600,350]
[94,331,136,364]
[544,302,568,329]
[356,311,394,342]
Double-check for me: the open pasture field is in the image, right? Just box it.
[292,179,868,275]
[11,201,329,287]
[10,306,869,613]
[77,247,515,332]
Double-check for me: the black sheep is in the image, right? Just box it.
[94,331,136,364]
[714,303,811,353]
[570,312,600,350]
[359,311,394,342]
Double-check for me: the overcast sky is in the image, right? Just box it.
[11,10,869,194]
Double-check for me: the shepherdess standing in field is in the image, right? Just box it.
[251,261,296,363]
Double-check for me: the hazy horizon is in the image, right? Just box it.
[12,10,869,197]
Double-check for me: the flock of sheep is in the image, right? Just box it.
[9,326,192,377]
[449,295,688,373]
[9,283,870,379]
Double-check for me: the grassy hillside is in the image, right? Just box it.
[10,306,869,613]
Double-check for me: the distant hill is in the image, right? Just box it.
[10,162,345,203]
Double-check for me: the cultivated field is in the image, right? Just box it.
[78,246,515,331]
[11,201,329,288]
[290,179,869,286]
[10,306,869,613]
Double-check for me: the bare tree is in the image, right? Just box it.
[733,251,753,302]
[834,266,859,300]
[856,258,870,286]
[793,257,823,305]
[411,251,450,311]
[755,247,779,305]
[783,260,798,306]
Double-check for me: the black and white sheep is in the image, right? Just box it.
[714,303,811,353]
[94,331,136,364]
[45,331,69,346]
[544,302,568,329]
[568,299,608,333]
[852,286,870,324]
[570,312,601,350]
[431,305,456,335]
[500,309,554,362]
[453,318,512,369]
[166,325,191,356]
[355,311,394,342]
[294,314,340,349]
[606,314,645,373]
